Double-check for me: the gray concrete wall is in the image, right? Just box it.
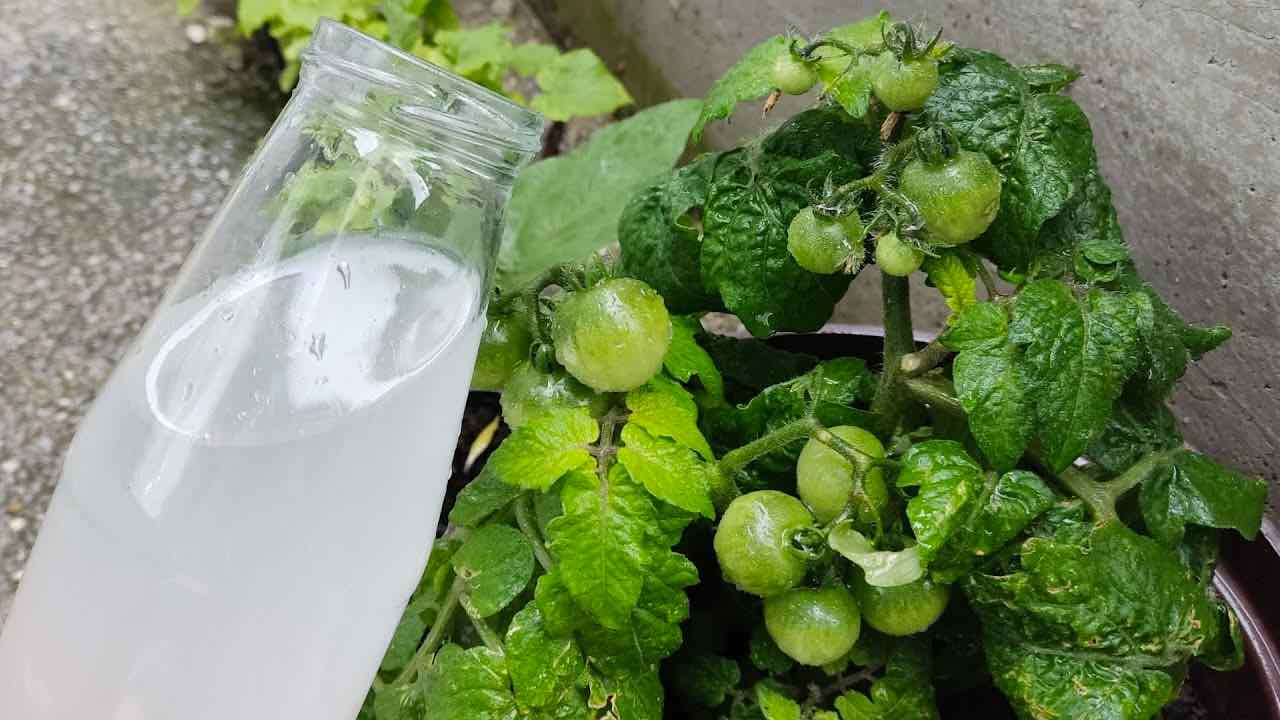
[534,0,1280,501]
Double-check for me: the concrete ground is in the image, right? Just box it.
[0,0,564,617]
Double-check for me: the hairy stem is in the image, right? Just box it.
[975,261,1002,299]
[717,416,820,477]
[459,592,505,654]
[393,575,466,685]
[515,493,554,571]
[871,272,915,435]
[900,340,951,377]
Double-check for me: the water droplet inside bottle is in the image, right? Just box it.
[336,261,351,289]
[182,382,194,401]
[220,309,236,322]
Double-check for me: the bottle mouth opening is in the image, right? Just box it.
[302,19,546,157]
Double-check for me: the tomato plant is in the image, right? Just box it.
[363,14,1264,720]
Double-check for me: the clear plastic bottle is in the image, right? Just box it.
[0,19,544,719]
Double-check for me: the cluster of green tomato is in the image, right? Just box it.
[472,277,674,419]
[714,430,949,668]
[772,41,1002,278]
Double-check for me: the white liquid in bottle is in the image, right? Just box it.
[0,233,484,719]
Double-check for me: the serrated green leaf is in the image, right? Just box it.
[755,683,801,720]
[966,520,1227,720]
[662,316,726,401]
[834,639,939,720]
[589,669,664,720]
[1009,279,1143,472]
[279,0,348,30]
[701,109,873,336]
[625,375,714,459]
[703,336,819,393]
[450,524,535,617]
[1139,450,1267,545]
[922,251,979,314]
[1114,271,1232,398]
[478,407,597,491]
[925,50,1096,272]
[500,100,700,290]
[1087,394,1182,473]
[382,0,424,49]
[692,35,790,142]
[434,22,512,76]
[531,48,633,121]
[505,603,586,708]
[618,425,714,518]
[828,524,924,587]
[421,645,517,720]
[534,567,586,637]
[237,0,282,35]
[899,441,1055,578]
[619,154,725,315]
[449,473,523,527]
[940,302,1032,470]
[578,552,695,677]
[546,466,657,628]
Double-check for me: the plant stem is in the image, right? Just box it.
[717,416,819,477]
[902,376,964,416]
[1104,451,1169,499]
[871,272,915,435]
[459,592,505,654]
[393,575,466,685]
[515,493,554,571]
[975,261,1002,299]
[1057,467,1117,523]
[900,340,951,377]
[812,427,892,467]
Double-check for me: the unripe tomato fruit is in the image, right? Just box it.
[853,576,950,636]
[771,54,818,95]
[471,314,532,391]
[875,232,924,276]
[796,425,887,524]
[898,151,1002,246]
[788,207,853,275]
[552,278,672,392]
[714,490,815,597]
[764,585,862,666]
[870,54,940,111]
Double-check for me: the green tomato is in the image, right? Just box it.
[771,54,818,95]
[796,425,887,525]
[787,207,853,274]
[714,490,815,597]
[870,54,939,112]
[764,586,862,666]
[874,232,924,276]
[899,151,1003,246]
[853,576,950,637]
[471,314,532,392]
[552,278,672,392]
[499,362,606,428]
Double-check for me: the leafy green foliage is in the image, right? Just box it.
[500,100,702,290]
[967,518,1237,720]
[354,14,1264,720]
[1138,450,1267,545]
[833,639,939,719]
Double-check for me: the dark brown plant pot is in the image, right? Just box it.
[445,325,1280,719]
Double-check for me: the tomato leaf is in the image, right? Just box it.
[939,302,1032,470]
[1018,63,1081,94]
[700,109,873,336]
[1139,450,1267,545]
[899,441,1055,579]
[1009,279,1144,472]
[619,153,725,314]
[827,525,925,587]
[546,466,658,629]
[477,407,597,491]
[966,519,1234,720]
[531,48,633,121]
[662,317,726,401]
[422,645,518,720]
[504,603,586,709]
[668,654,740,708]
[448,473,523,527]
[1087,394,1182,473]
[925,49,1097,272]
[618,424,715,518]
[922,250,979,315]
[500,100,700,290]
[811,13,891,117]
[625,376,714,459]
[692,35,791,142]
[756,682,802,720]
[451,524,535,617]
[834,638,939,720]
